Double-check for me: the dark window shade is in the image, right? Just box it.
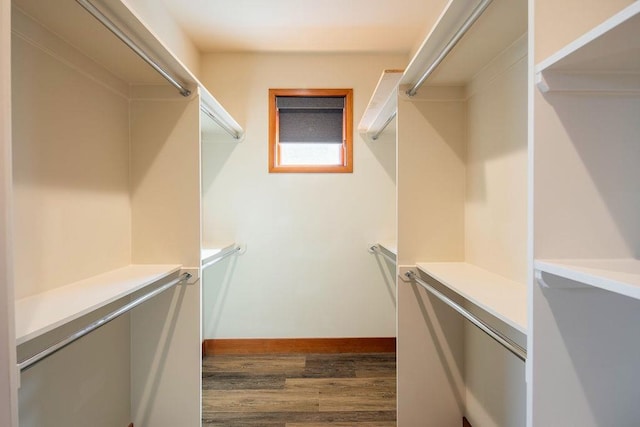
[277,96,345,144]
[277,96,344,110]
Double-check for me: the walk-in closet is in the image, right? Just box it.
[1,0,639,426]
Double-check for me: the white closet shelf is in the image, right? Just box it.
[400,0,527,89]
[535,1,640,93]
[378,241,397,256]
[535,259,640,300]
[201,242,237,265]
[15,264,182,345]
[14,0,244,136]
[358,69,403,138]
[416,262,527,334]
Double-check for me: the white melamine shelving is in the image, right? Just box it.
[15,264,182,345]
[358,69,403,138]
[535,258,640,300]
[535,1,640,93]
[417,262,527,334]
[201,242,237,266]
[378,241,397,256]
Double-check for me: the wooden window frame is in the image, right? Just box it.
[269,88,353,173]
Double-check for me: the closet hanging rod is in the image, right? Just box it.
[75,0,191,97]
[200,106,242,140]
[369,244,397,264]
[202,245,242,270]
[18,272,192,373]
[406,0,493,97]
[371,111,397,141]
[404,270,526,361]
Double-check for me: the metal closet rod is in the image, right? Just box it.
[406,0,493,97]
[371,111,397,141]
[18,272,192,373]
[200,106,242,140]
[201,245,242,270]
[369,244,397,265]
[404,270,526,362]
[75,0,192,97]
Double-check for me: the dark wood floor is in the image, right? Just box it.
[202,353,397,426]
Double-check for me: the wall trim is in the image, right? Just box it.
[202,338,396,356]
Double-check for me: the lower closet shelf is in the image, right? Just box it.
[201,242,240,269]
[535,258,640,300]
[15,264,182,345]
[416,262,527,334]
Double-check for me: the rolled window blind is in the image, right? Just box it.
[277,96,344,143]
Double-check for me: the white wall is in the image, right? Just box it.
[199,52,404,339]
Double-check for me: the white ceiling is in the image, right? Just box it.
[160,0,449,53]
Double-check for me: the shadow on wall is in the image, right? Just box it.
[541,285,640,426]
[543,93,640,258]
[132,281,189,426]
[411,279,466,412]
[202,255,239,339]
[201,107,241,196]
[371,251,397,307]
[362,119,396,184]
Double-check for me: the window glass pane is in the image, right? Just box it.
[279,143,342,166]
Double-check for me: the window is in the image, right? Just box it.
[269,88,353,173]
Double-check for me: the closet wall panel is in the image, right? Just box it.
[465,45,528,284]
[129,93,201,427]
[18,314,130,427]
[12,15,131,299]
[463,39,527,427]
[129,91,201,268]
[396,93,466,426]
[397,95,466,266]
[12,11,132,425]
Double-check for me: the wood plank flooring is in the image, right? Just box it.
[202,353,397,426]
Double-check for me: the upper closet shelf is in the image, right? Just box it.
[13,0,243,138]
[15,264,182,345]
[535,1,640,94]
[416,262,527,334]
[358,70,403,140]
[535,259,640,300]
[399,0,527,92]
